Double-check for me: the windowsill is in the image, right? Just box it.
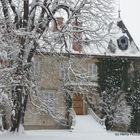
[64,81,98,86]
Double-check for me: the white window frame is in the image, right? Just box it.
[88,63,98,81]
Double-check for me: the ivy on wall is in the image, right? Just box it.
[97,57,130,131]
[126,61,140,133]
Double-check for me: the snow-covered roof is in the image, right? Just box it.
[38,18,140,57]
[82,18,140,57]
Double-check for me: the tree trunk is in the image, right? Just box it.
[10,38,26,132]
[10,85,28,132]
[10,40,37,132]
[65,92,72,127]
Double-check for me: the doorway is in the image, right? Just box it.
[73,95,83,115]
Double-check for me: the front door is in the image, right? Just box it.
[73,95,83,115]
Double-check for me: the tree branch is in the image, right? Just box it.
[23,0,29,28]
[0,0,11,31]
[8,0,19,28]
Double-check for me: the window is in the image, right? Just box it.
[31,61,41,79]
[42,90,55,112]
[88,63,98,81]
[117,36,128,50]
[59,62,69,81]
[55,92,65,115]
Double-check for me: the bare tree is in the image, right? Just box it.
[0,0,114,132]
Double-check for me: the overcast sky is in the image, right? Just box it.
[120,0,140,48]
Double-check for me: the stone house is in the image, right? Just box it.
[24,17,140,131]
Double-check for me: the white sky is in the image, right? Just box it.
[120,0,140,48]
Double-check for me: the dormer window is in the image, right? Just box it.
[117,36,128,50]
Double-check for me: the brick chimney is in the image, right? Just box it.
[72,41,81,52]
[53,17,64,32]
[72,21,82,52]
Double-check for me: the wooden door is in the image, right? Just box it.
[73,95,83,115]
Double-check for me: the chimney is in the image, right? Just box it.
[73,41,81,52]
[72,21,82,52]
[53,17,64,32]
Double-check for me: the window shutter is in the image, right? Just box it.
[92,64,97,81]
[59,63,66,81]
[88,64,92,77]
[31,62,41,79]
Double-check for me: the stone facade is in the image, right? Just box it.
[24,53,99,129]
[24,53,140,132]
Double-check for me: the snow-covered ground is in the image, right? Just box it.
[0,115,140,140]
